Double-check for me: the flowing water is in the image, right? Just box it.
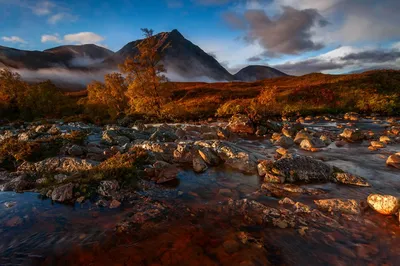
[1,120,399,265]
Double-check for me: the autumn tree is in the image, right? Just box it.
[119,28,171,117]
[0,69,26,115]
[86,72,128,119]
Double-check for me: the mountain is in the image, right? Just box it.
[234,65,288,81]
[104,29,234,81]
[45,44,114,67]
[0,44,114,69]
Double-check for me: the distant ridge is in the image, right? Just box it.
[234,65,288,81]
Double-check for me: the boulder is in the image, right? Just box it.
[294,130,312,144]
[379,136,392,144]
[340,128,363,142]
[299,138,325,151]
[370,141,386,149]
[274,136,294,149]
[367,194,399,215]
[153,161,179,184]
[344,112,360,121]
[332,172,370,187]
[51,183,74,202]
[149,129,178,142]
[257,160,272,177]
[320,135,332,145]
[193,156,208,173]
[197,147,220,166]
[227,114,255,134]
[264,155,333,183]
[314,199,365,215]
[386,153,400,169]
[68,145,84,156]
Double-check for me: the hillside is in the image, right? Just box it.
[234,65,288,81]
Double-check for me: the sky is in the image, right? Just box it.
[1,0,400,75]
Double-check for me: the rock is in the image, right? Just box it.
[216,127,230,139]
[293,202,312,213]
[135,142,177,163]
[115,136,130,146]
[149,129,178,142]
[18,157,99,174]
[275,147,288,156]
[274,136,294,148]
[87,145,104,154]
[335,140,347,147]
[54,174,68,183]
[314,199,365,215]
[35,125,49,133]
[282,127,297,138]
[257,160,272,177]
[379,136,392,144]
[294,130,312,144]
[173,143,194,164]
[386,153,400,169]
[51,183,74,202]
[153,161,179,184]
[197,147,220,166]
[0,172,35,192]
[68,145,84,156]
[98,180,119,198]
[279,197,295,205]
[367,194,399,215]
[370,141,386,149]
[4,201,16,208]
[255,126,267,136]
[320,135,332,145]
[227,114,255,134]
[264,155,333,183]
[262,183,326,197]
[340,128,363,142]
[333,172,370,187]
[109,199,121,209]
[344,112,359,121]
[193,156,208,173]
[300,138,325,151]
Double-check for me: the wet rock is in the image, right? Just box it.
[68,145,84,156]
[35,125,49,133]
[340,128,363,142]
[314,199,365,215]
[197,147,220,166]
[294,130,312,144]
[282,127,297,138]
[76,196,85,203]
[370,141,386,149]
[320,135,332,145]
[262,183,325,197]
[379,136,392,144]
[257,160,272,177]
[279,197,295,205]
[275,147,289,157]
[332,172,370,187]
[264,155,333,183]
[18,157,99,174]
[344,112,360,121]
[299,138,325,151]
[150,129,178,142]
[274,136,294,148]
[367,194,399,215]
[212,141,261,174]
[293,202,312,213]
[335,140,347,147]
[109,199,121,209]
[153,161,179,184]
[255,126,267,136]
[227,114,255,134]
[98,180,119,198]
[193,156,208,173]
[4,201,17,208]
[216,127,230,139]
[0,172,35,192]
[51,183,74,202]
[135,142,177,163]
[54,174,68,183]
[386,153,400,169]
[173,143,194,164]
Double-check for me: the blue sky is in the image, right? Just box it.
[1,0,400,75]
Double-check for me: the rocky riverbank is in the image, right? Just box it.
[1,113,400,265]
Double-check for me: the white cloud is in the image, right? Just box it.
[41,32,105,45]
[64,32,104,44]
[1,36,26,43]
[47,12,78,24]
[32,1,55,16]
[41,34,62,43]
